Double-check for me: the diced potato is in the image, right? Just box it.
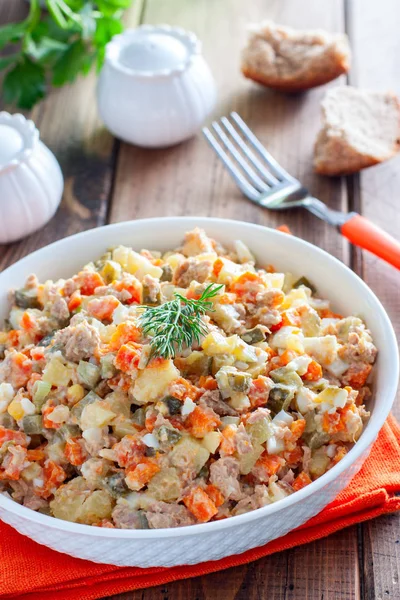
[281,287,310,310]
[80,401,116,430]
[303,335,338,366]
[202,431,222,453]
[21,461,43,482]
[309,448,330,477]
[67,384,86,405]
[112,246,130,269]
[51,477,113,524]
[170,435,210,473]
[7,398,24,421]
[239,443,264,474]
[234,240,255,264]
[132,359,180,405]
[229,392,251,410]
[77,490,113,524]
[146,467,182,502]
[0,383,14,414]
[212,304,242,333]
[126,250,162,280]
[262,272,285,289]
[165,253,186,270]
[43,358,73,387]
[217,259,247,285]
[202,331,234,355]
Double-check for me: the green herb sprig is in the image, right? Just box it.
[139,284,223,360]
[0,0,132,109]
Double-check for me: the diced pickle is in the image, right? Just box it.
[227,371,252,394]
[103,472,129,498]
[71,391,101,420]
[22,415,43,434]
[246,415,272,445]
[142,283,161,305]
[302,430,330,450]
[0,344,5,360]
[240,327,266,345]
[77,361,101,389]
[59,423,81,440]
[183,353,212,376]
[0,413,16,429]
[156,426,182,447]
[160,264,173,282]
[100,260,121,284]
[309,448,330,478]
[146,467,182,502]
[268,386,294,415]
[15,288,40,309]
[211,354,235,376]
[293,276,316,294]
[32,380,52,409]
[131,407,145,427]
[162,395,182,415]
[269,367,303,388]
[100,354,117,379]
[135,510,149,529]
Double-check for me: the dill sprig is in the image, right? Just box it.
[139,284,223,359]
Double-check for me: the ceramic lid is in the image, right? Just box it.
[105,25,201,77]
[0,112,39,172]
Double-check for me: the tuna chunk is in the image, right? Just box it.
[53,321,100,362]
[112,504,149,529]
[209,457,244,501]
[146,501,196,528]
[50,297,70,323]
[234,423,253,454]
[181,228,214,257]
[338,331,377,364]
[199,390,238,417]
[174,259,212,288]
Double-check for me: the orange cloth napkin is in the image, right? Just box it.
[1,414,399,600]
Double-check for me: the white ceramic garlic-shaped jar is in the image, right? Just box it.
[97,25,217,148]
[0,112,63,244]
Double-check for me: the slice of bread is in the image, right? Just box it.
[314,87,400,176]
[241,21,350,92]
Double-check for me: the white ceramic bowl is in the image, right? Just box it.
[0,217,397,567]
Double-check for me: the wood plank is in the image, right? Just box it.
[0,0,143,270]
[106,1,361,600]
[346,2,400,599]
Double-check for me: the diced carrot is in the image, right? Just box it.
[113,435,145,468]
[169,377,202,401]
[205,484,225,507]
[322,411,345,434]
[279,349,299,366]
[281,309,301,328]
[183,486,218,523]
[248,376,271,408]
[186,288,201,300]
[107,373,131,392]
[30,347,45,362]
[87,295,120,321]
[185,406,221,438]
[230,272,264,298]
[115,342,142,373]
[292,471,312,491]
[266,264,276,273]
[219,424,237,455]
[319,308,343,319]
[42,406,61,430]
[20,311,36,332]
[332,445,347,465]
[74,271,104,296]
[290,419,306,440]
[108,322,141,351]
[276,224,292,234]
[27,373,41,396]
[37,460,67,498]
[0,427,29,447]
[68,290,82,312]
[284,445,303,465]
[344,364,372,389]
[94,519,115,528]
[27,448,46,462]
[145,411,157,433]
[113,274,141,305]
[212,257,224,278]
[64,437,88,466]
[303,360,323,382]
[8,330,20,347]
[9,352,32,388]
[199,375,218,391]
[125,458,160,491]
[217,293,236,305]
[255,453,284,478]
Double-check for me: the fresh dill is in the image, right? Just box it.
[139,284,223,359]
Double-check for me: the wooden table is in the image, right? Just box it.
[0,0,399,598]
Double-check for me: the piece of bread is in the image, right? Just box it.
[314,87,400,176]
[241,21,350,92]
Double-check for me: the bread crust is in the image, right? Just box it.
[241,63,348,93]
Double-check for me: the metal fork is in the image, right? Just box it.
[203,112,400,270]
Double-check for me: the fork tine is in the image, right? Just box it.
[230,112,296,182]
[220,116,279,186]
[211,121,269,193]
[202,127,260,201]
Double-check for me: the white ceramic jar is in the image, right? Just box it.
[97,25,217,148]
[0,112,63,244]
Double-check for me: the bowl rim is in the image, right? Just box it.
[0,216,398,539]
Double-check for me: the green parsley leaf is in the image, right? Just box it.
[52,39,88,86]
[3,56,46,109]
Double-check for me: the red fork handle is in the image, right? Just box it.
[341,214,400,270]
